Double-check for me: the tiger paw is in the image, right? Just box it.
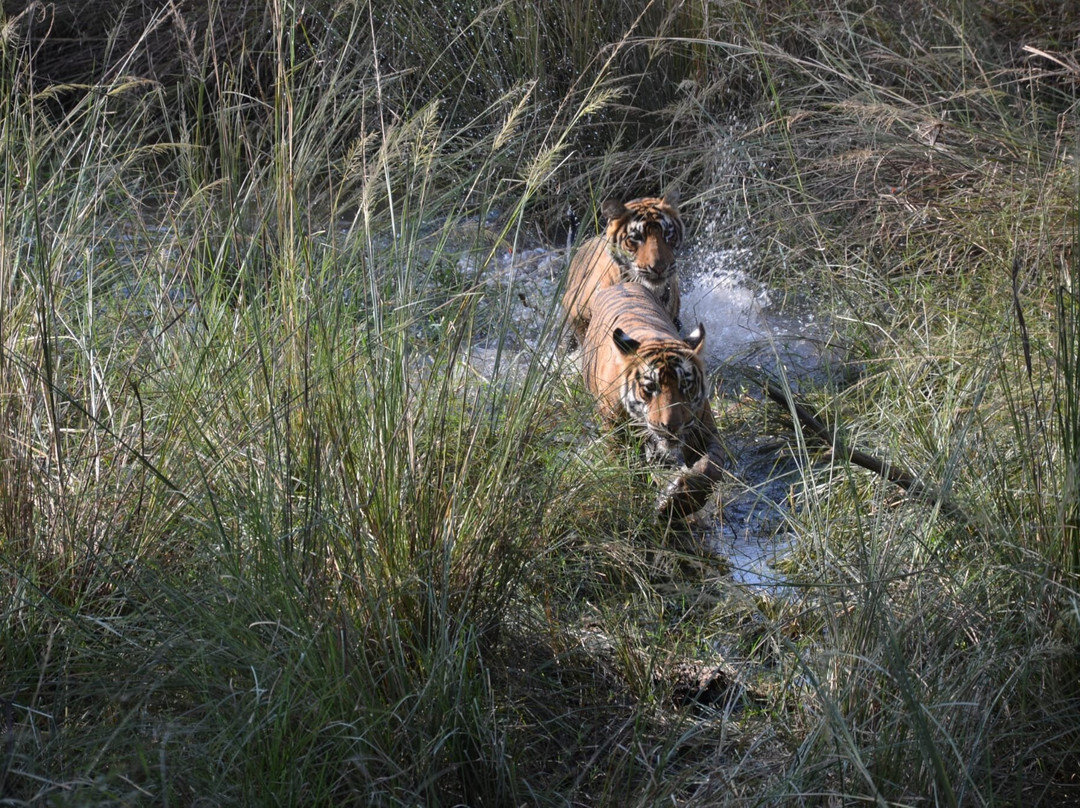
[656,468,716,520]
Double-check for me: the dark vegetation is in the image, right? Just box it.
[2,0,1079,804]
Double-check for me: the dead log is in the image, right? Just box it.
[763,380,971,524]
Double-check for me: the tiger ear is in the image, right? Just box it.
[684,323,705,353]
[601,199,628,222]
[662,188,680,208]
[612,327,640,356]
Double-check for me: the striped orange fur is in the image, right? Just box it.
[562,192,684,349]
[581,283,724,516]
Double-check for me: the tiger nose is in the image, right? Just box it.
[645,242,674,271]
[657,404,687,436]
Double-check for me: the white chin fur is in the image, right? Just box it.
[644,437,685,469]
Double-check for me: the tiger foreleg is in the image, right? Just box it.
[656,467,715,520]
[654,418,725,519]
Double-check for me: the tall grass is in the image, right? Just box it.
[0,2,595,802]
[711,3,1080,802]
[2,0,1080,805]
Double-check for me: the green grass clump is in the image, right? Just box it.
[2,1,1080,805]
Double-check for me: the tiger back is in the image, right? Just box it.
[581,283,707,469]
[562,191,684,349]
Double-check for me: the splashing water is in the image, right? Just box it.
[680,248,769,366]
[680,245,836,391]
[678,242,841,592]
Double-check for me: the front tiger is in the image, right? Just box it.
[562,191,684,349]
[582,283,724,517]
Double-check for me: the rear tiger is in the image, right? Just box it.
[562,191,684,350]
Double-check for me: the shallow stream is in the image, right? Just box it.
[468,228,846,592]
[84,209,841,592]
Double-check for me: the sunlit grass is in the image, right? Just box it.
[1,0,1079,805]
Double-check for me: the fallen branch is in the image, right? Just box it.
[763,380,971,524]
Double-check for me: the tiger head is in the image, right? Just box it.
[601,191,684,287]
[612,322,705,467]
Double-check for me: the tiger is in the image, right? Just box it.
[581,282,724,517]
[561,191,685,350]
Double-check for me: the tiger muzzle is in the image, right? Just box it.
[645,433,687,469]
[646,403,691,467]
[635,239,675,281]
